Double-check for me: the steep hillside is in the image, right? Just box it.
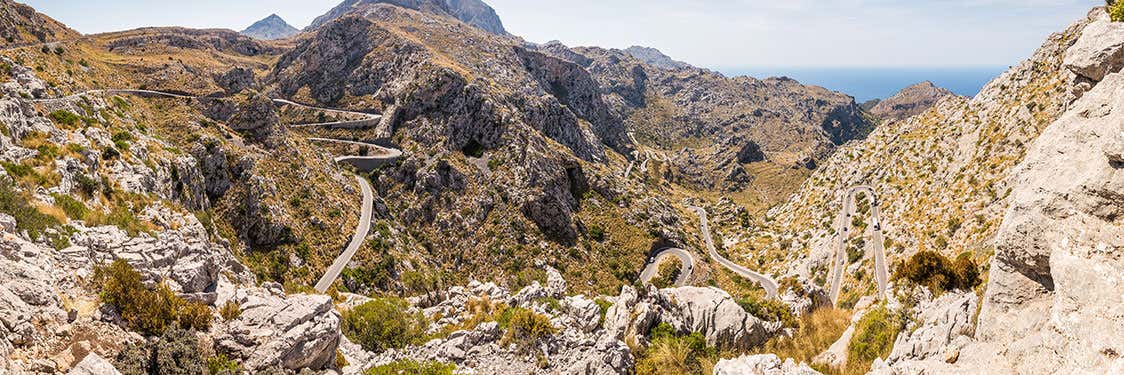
[0,0,78,47]
[308,0,506,35]
[241,14,300,40]
[750,8,1090,304]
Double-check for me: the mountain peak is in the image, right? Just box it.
[623,45,692,70]
[308,0,506,35]
[241,13,300,40]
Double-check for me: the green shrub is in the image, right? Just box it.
[364,360,454,375]
[112,131,134,151]
[499,307,556,352]
[205,354,242,375]
[1112,1,1124,22]
[48,110,80,127]
[342,297,427,352]
[52,194,88,220]
[220,300,241,321]
[115,329,205,375]
[847,304,902,364]
[651,259,681,289]
[892,250,981,293]
[594,298,612,326]
[0,179,60,240]
[636,323,718,375]
[588,224,606,241]
[737,296,796,327]
[93,259,212,336]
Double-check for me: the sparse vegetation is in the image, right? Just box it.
[754,308,851,366]
[499,307,556,352]
[93,259,212,336]
[635,322,719,375]
[892,250,981,294]
[651,258,681,288]
[1111,0,1124,22]
[342,297,428,352]
[220,300,241,321]
[364,360,455,375]
[736,295,796,327]
[0,179,61,240]
[846,304,903,370]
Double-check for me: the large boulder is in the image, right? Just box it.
[67,353,122,375]
[714,354,821,375]
[605,286,780,350]
[886,291,977,365]
[214,284,341,371]
[1064,9,1124,82]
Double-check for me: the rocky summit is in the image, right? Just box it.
[1,0,1123,374]
[240,14,300,40]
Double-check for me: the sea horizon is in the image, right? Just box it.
[716,66,1009,103]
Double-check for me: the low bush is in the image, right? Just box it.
[115,329,204,375]
[342,297,428,352]
[0,179,60,240]
[205,354,242,375]
[847,304,903,364]
[651,259,681,288]
[737,295,796,328]
[220,300,241,321]
[52,194,88,220]
[48,110,80,127]
[94,259,212,336]
[636,322,718,375]
[892,250,981,293]
[1112,1,1124,22]
[499,307,556,352]
[364,360,454,375]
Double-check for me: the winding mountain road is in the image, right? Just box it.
[28,88,400,294]
[639,248,695,287]
[827,186,888,306]
[689,206,779,299]
[313,175,375,293]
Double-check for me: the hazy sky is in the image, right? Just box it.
[24,0,1098,68]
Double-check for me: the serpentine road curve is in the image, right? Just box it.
[827,186,889,306]
[689,206,779,299]
[28,89,400,293]
[639,248,695,287]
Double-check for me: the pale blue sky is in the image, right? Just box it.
[24,0,1098,68]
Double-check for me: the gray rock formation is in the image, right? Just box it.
[885,291,977,366]
[308,0,507,35]
[714,354,821,375]
[67,353,122,375]
[605,285,780,350]
[241,14,300,40]
[623,46,691,70]
[975,67,1124,375]
[214,284,342,372]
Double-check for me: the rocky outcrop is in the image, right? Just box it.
[229,91,285,145]
[308,0,507,35]
[0,0,79,47]
[1063,10,1124,83]
[68,353,122,375]
[623,46,691,71]
[885,291,977,366]
[240,14,300,40]
[868,81,954,123]
[215,66,257,95]
[214,284,342,372]
[714,354,821,375]
[605,285,780,350]
[974,67,1124,374]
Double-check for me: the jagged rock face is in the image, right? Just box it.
[885,291,977,366]
[623,46,691,71]
[868,81,954,123]
[229,92,285,146]
[214,284,341,372]
[561,45,873,166]
[0,0,78,47]
[308,0,506,35]
[604,286,780,350]
[215,66,257,95]
[714,354,821,375]
[976,70,1124,374]
[240,14,300,40]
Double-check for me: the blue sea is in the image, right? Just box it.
[718,67,1008,103]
